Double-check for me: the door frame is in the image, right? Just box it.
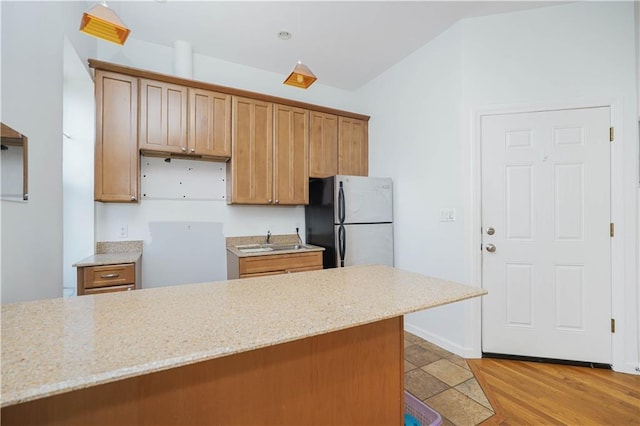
[465,98,629,371]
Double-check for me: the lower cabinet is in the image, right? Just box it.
[77,263,137,296]
[228,252,323,279]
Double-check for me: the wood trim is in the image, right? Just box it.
[467,359,506,425]
[88,59,370,122]
[22,136,28,200]
[1,123,28,200]
[1,317,403,425]
[1,122,23,140]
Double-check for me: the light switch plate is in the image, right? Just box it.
[439,208,456,222]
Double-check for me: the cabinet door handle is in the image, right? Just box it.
[100,273,120,279]
[275,199,279,204]
[190,148,195,153]
[181,147,187,152]
[268,199,272,204]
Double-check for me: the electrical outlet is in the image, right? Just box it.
[119,224,128,238]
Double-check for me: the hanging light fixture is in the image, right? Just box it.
[79,1,130,45]
[283,60,317,89]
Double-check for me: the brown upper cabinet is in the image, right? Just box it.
[338,117,368,176]
[139,79,187,154]
[309,111,338,178]
[139,79,231,160]
[95,70,139,203]
[228,97,273,204]
[189,88,232,158]
[89,60,369,204]
[273,104,309,205]
[227,98,309,205]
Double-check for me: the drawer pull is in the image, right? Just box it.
[100,273,120,279]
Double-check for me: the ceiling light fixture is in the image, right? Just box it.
[79,1,130,45]
[283,60,317,89]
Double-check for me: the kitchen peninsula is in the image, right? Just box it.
[1,265,486,425]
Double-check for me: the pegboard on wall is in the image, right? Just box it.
[141,157,226,201]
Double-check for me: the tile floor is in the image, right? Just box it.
[404,332,495,426]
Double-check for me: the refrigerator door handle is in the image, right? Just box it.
[338,224,346,267]
[338,181,345,224]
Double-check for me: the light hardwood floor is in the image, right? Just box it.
[468,358,640,425]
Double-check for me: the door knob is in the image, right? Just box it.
[486,244,496,253]
[486,227,495,235]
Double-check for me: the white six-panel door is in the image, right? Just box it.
[481,107,611,364]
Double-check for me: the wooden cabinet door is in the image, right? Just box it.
[139,79,187,154]
[188,88,231,158]
[95,70,139,202]
[338,117,368,176]
[229,97,273,204]
[273,104,309,205]
[309,112,338,178]
[238,251,322,276]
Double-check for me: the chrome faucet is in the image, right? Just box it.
[265,230,271,244]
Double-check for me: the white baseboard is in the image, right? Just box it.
[404,322,480,359]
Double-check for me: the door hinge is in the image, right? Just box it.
[611,318,616,333]
[610,223,614,237]
[609,127,614,142]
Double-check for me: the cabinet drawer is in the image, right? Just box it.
[84,284,135,295]
[83,264,135,288]
[239,252,322,276]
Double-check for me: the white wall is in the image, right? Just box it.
[359,25,470,350]
[1,1,96,303]
[63,37,95,297]
[94,38,365,283]
[362,1,639,373]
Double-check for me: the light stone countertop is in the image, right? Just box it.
[72,252,142,267]
[72,240,143,267]
[0,265,486,408]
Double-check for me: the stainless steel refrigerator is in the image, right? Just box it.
[305,175,394,268]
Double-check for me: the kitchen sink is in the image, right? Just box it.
[270,244,306,251]
[236,243,308,253]
[237,246,273,253]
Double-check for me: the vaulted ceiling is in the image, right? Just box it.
[108,1,563,90]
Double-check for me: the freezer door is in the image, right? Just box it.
[335,223,394,267]
[334,175,393,224]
